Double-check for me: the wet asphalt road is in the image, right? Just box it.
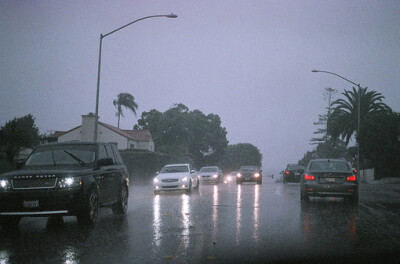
[1,179,400,264]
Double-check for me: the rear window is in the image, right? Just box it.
[309,161,350,172]
[287,164,304,170]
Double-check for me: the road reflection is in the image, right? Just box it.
[253,184,260,243]
[181,193,191,249]
[212,185,219,243]
[152,194,161,249]
[236,184,241,245]
[301,198,359,248]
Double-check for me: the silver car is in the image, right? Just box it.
[153,164,199,194]
[198,166,222,184]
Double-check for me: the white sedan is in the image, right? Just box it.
[153,163,200,194]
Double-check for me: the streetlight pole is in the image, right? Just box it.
[93,13,178,142]
[312,70,362,174]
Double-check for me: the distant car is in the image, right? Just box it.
[223,171,237,183]
[283,164,305,183]
[198,166,223,184]
[300,159,358,202]
[0,142,129,228]
[153,164,199,194]
[237,166,262,184]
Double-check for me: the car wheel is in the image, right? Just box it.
[300,189,309,202]
[0,216,21,229]
[112,184,128,215]
[77,188,99,226]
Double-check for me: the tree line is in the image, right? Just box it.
[299,87,400,179]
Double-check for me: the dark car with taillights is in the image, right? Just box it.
[300,159,358,202]
[236,165,262,184]
[283,163,305,183]
[0,142,129,228]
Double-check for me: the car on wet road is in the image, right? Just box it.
[153,163,199,194]
[198,166,223,184]
[283,163,305,183]
[300,158,358,202]
[236,165,262,184]
[0,142,129,228]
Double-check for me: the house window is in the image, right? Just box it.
[130,143,135,150]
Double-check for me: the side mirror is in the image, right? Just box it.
[97,157,114,167]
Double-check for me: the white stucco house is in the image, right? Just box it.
[53,113,154,151]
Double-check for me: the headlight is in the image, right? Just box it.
[58,177,81,188]
[182,177,188,182]
[254,173,260,177]
[153,178,159,183]
[213,174,218,178]
[227,176,232,181]
[237,173,242,178]
[0,179,11,190]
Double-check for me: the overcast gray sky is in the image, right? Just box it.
[1,1,399,174]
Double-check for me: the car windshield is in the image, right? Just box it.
[309,161,350,172]
[160,165,189,173]
[287,165,304,170]
[24,144,95,168]
[200,167,217,172]
[241,166,258,172]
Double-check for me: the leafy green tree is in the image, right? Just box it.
[136,104,228,168]
[0,114,40,163]
[328,87,392,169]
[310,87,337,144]
[328,87,391,144]
[221,143,263,172]
[113,92,138,128]
[359,112,400,179]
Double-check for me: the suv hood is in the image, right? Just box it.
[156,172,189,180]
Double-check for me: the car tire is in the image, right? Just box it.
[300,189,309,202]
[112,184,128,215]
[77,188,99,226]
[0,216,21,229]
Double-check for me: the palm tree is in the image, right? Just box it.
[328,87,391,144]
[113,93,138,128]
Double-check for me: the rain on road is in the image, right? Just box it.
[1,179,400,264]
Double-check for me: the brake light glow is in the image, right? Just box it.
[304,174,315,180]
[346,175,357,181]
[285,171,289,175]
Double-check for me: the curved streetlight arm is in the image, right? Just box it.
[93,13,177,142]
[102,14,178,38]
[312,70,361,88]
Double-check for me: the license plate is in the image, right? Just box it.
[24,200,39,208]
[326,178,335,182]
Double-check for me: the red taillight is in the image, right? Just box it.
[346,175,357,181]
[304,174,315,180]
[285,171,290,175]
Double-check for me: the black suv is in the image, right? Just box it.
[0,142,129,228]
[236,166,262,184]
[283,164,305,183]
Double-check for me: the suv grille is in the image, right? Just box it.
[12,178,57,189]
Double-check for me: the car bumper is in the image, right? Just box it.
[0,188,83,217]
[284,174,301,182]
[302,182,358,197]
[200,176,218,183]
[237,177,261,182]
[153,182,190,192]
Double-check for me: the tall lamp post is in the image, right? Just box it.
[94,13,178,142]
[311,70,362,174]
